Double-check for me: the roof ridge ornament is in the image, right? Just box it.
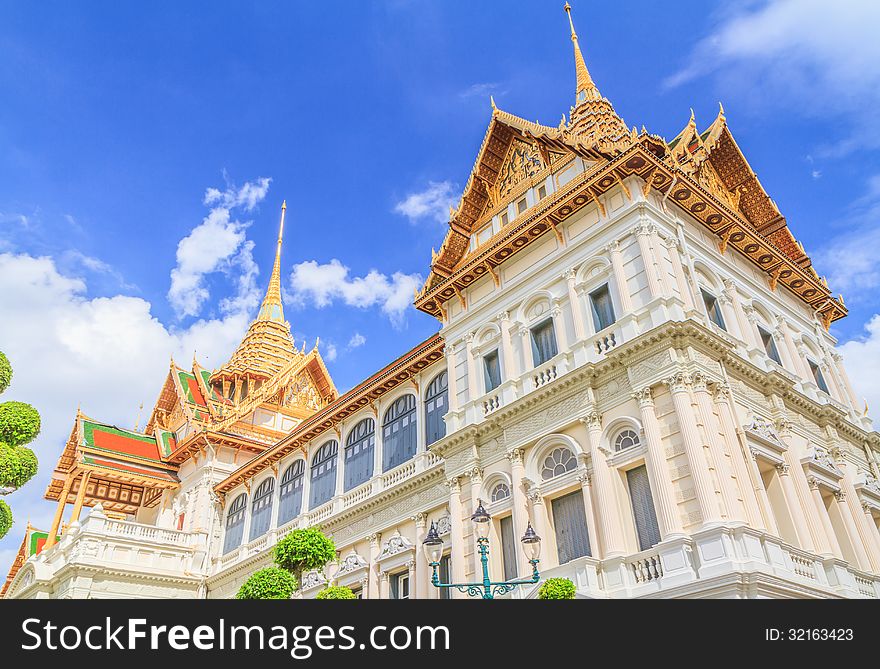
[564,2,599,105]
[257,199,287,324]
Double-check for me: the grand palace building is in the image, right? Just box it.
[4,5,880,600]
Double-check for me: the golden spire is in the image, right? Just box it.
[257,200,286,323]
[564,2,599,105]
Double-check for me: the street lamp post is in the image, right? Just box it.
[423,500,542,599]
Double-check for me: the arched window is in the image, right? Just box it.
[310,440,338,508]
[344,418,375,491]
[491,482,511,502]
[383,395,417,471]
[425,372,449,446]
[614,429,641,452]
[222,493,247,554]
[249,477,275,541]
[541,447,577,480]
[278,460,305,525]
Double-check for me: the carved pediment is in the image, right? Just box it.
[497,138,544,199]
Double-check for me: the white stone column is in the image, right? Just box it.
[833,490,872,572]
[607,239,634,315]
[650,229,673,296]
[465,334,479,399]
[861,502,880,562]
[496,312,515,377]
[581,411,625,556]
[577,470,599,558]
[776,415,819,553]
[635,222,661,300]
[831,351,862,410]
[834,453,880,572]
[692,374,740,521]
[634,386,684,537]
[781,321,810,379]
[747,449,780,536]
[506,448,531,576]
[518,326,535,373]
[551,302,569,353]
[407,559,417,600]
[663,236,695,311]
[564,270,587,341]
[722,279,754,348]
[367,532,382,599]
[468,467,484,579]
[712,384,764,529]
[807,478,840,559]
[413,513,429,599]
[444,344,459,414]
[775,463,815,551]
[378,570,390,600]
[447,477,467,597]
[716,292,740,340]
[664,372,722,526]
[526,489,551,564]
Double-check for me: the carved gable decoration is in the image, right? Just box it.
[377,529,414,560]
[497,138,544,199]
[283,369,323,412]
[743,415,785,452]
[301,570,327,592]
[696,160,738,210]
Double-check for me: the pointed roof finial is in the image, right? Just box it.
[688,107,696,126]
[257,200,287,323]
[718,100,726,119]
[564,3,599,106]
[490,94,497,110]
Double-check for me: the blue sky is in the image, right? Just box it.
[2,1,880,564]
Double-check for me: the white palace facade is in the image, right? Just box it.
[5,6,880,600]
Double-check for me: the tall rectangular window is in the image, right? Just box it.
[551,490,591,564]
[809,359,830,394]
[483,350,502,393]
[627,465,662,551]
[438,555,451,600]
[499,515,518,581]
[530,318,558,366]
[390,572,410,600]
[759,326,782,365]
[701,289,726,331]
[589,284,616,332]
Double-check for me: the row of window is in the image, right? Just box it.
[700,288,830,393]
[223,373,450,554]
[483,284,617,394]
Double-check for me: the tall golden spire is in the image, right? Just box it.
[564,2,600,105]
[257,200,286,323]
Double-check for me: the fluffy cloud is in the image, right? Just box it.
[347,332,366,350]
[0,252,251,558]
[393,181,457,224]
[203,177,271,212]
[288,259,420,326]
[666,0,880,154]
[839,315,880,424]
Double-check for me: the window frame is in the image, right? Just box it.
[382,395,418,472]
[588,283,617,332]
[278,459,305,525]
[309,440,339,509]
[482,348,502,393]
[222,493,248,554]
[529,317,559,367]
[701,288,727,331]
[424,371,449,447]
[249,477,275,541]
[344,418,376,491]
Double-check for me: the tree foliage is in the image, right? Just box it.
[0,401,41,448]
[316,585,356,600]
[273,527,336,588]
[0,499,11,540]
[0,352,11,396]
[0,442,38,490]
[235,567,297,600]
[537,577,576,600]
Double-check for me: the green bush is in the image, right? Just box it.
[0,499,11,540]
[316,585,356,600]
[0,352,11,395]
[273,527,336,588]
[538,577,576,600]
[0,443,38,489]
[0,401,41,447]
[235,567,297,600]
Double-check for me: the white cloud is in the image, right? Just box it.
[839,314,880,424]
[168,177,270,318]
[288,259,420,326]
[393,181,457,224]
[666,0,880,154]
[459,82,504,99]
[0,252,251,559]
[347,332,366,350]
[811,174,880,303]
[323,342,338,362]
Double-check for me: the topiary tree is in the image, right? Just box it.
[236,567,297,600]
[316,585,356,600]
[0,351,40,539]
[0,500,11,540]
[537,577,576,600]
[273,527,336,590]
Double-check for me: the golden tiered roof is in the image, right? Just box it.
[213,201,301,383]
[414,3,846,329]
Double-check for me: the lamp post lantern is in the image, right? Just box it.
[423,500,541,599]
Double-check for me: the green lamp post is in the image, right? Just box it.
[423,500,541,599]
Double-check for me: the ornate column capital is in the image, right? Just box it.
[579,409,602,431]
[691,371,711,393]
[468,467,484,484]
[716,292,733,307]
[663,371,691,394]
[632,386,654,407]
[411,512,428,528]
[563,268,578,283]
[662,235,680,250]
[834,490,846,502]
[446,476,462,495]
[748,447,760,462]
[634,220,654,237]
[807,476,821,491]
[862,500,874,514]
[495,310,510,323]
[712,381,731,403]
[775,463,790,476]
[505,448,525,466]
[604,239,622,254]
[775,415,793,437]
[722,277,738,293]
[577,470,592,486]
[367,532,382,547]
[526,489,544,505]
